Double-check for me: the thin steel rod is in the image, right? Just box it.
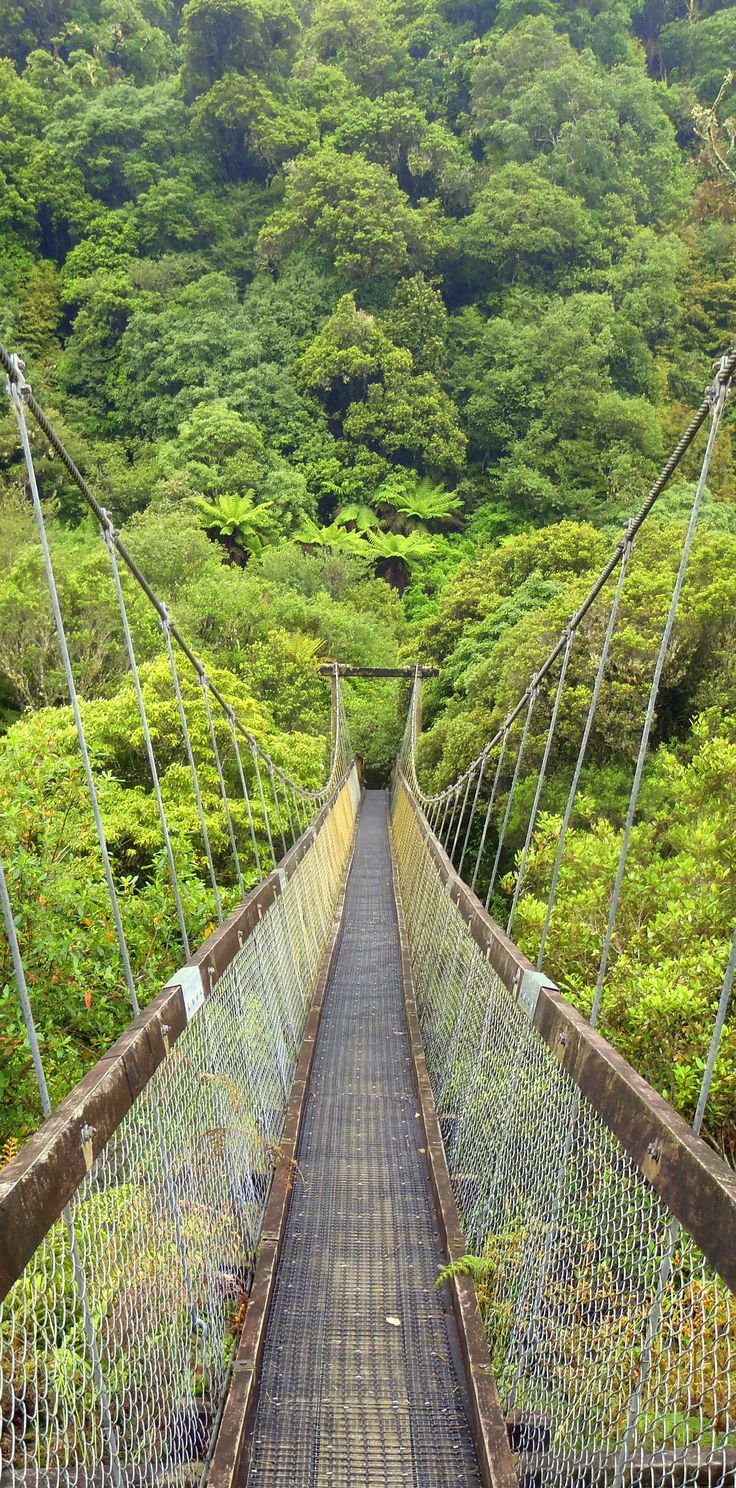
[227,711,262,881]
[9,378,139,1016]
[401,348,736,810]
[457,747,489,879]
[252,745,277,868]
[693,921,736,1135]
[506,630,575,938]
[450,767,475,863]
[470,734,508,894]
[200,677,243,894]
[1,348,343,803]
[0,856,52,1117]
[269,764,288,857]
[103,523,190,958]
[161,611,223,923]
[590,370,729,1028]
[485,687,537,911]
[537,537,633,971]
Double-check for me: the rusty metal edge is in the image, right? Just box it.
[387,796,519,1488]
[0,766,358,1304]
[396,773,736,1296]
[205,791,362,1488]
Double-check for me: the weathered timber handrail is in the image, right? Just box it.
[396,770,736,1295]
[0,765,358,1303]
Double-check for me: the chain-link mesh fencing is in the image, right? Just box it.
[0,766,360,1487]
[391,778,735,1488]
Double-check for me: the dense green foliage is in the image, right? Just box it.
[0,0,734,1151]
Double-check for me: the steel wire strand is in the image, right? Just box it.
[226,710,263,880]
[470,732,508,894]
[590,360,730,1029]
[161,608,224,924]
[1,350,349,811]
[485,684,538,911]
[251,742,277,868]
[7,372,140,1017]
[445,769,472,858]
[506,628,575,939]
[102,519,191,958]
[200,672,244,894]
[452,749,481,868]
[536,534,633,972]
[403,347,736,815]
[269,763,289,857]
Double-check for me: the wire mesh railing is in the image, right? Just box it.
[390,778,736,1488]
[0,335,362,1483]
[0,329,354,1138]
[392,346,736,1486]
[398,348,736,1144]
[0,764,361,1486]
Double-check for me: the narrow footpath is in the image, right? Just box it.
[245,790,482,1487]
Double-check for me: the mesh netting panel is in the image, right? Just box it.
[391,781,736,1488]
[0,771,359,1487]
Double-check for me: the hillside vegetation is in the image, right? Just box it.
[0,0,734,1152]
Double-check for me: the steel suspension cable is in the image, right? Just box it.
[161,608,223,923]
[102,520,191,958]
[457,745,489,879]
[226,711,262,881]
[485,684,537,911]
[404,347,736,813]
[0,854,52,1120]
[590,363,730,1028]
[536,532,633,971]
[251,743,277,869]
[470,732,508,894]
[1,349,346,813]
[506,628,575,938]
[8,372,140,1017]
[449,766,475,863]
[200,674,244,894]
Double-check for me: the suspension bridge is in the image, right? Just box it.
[0,342,735,1488]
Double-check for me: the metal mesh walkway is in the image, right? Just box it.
[245,790,482,1487]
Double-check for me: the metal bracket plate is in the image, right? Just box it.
[518,968,557,1022]
[165,964,206,1024]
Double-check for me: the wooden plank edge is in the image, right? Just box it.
[0,765,359,1303]
[205,790,362,1488]
[395,774,736,1296]
[387,796,519,1488]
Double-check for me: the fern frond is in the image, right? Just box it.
[435,1253,495,1289]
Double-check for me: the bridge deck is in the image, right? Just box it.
[245,790,482,1487]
